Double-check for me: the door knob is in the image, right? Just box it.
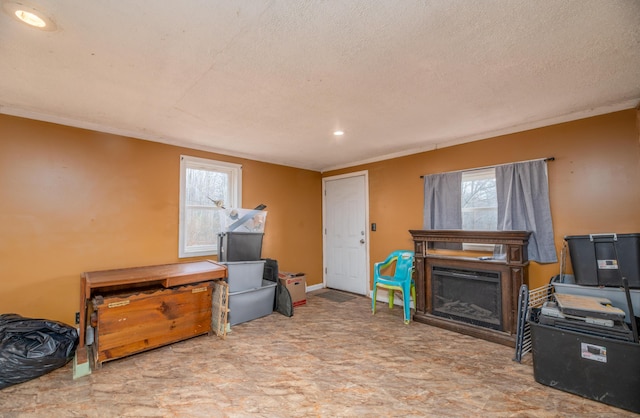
[360,239,365,244]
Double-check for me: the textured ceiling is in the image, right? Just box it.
[1,1,639,171]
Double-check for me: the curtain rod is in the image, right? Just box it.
[419,157,555,179]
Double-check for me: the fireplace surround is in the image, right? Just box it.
[409,230,530,347]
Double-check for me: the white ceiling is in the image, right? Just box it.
[1,1,639,172]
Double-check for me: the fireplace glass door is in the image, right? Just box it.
[431,266,502,330]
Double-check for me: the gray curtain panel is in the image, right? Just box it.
[495,160,557,263]
[423,171,462,230]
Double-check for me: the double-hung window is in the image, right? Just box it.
[424,159,556,262]
[461,167,497,231]
[461,168,497,251]
[179,155,242,258]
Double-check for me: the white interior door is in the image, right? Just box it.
[323,172,369,295]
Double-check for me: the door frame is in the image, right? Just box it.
[322,170,370,296]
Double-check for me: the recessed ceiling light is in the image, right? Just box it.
[333,130,344,136]
[15,9,45,27]
[2,1,57,31]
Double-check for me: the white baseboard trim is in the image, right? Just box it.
[306,284,413,308]
[306,283,324,292]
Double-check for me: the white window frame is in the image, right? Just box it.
[461,167,497,251]
[179,155,242,258]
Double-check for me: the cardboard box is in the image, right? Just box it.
[278,272,306,307]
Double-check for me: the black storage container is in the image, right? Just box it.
[218,232,264,262]
[565,233,640,288]
[530,320,640,414]
[262,258,278,282]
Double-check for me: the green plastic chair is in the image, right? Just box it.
[371,250,415,324]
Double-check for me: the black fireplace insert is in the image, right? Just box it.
[431,266,502,330]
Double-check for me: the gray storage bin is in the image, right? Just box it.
[228,280,276,326]
[222,260,265,292]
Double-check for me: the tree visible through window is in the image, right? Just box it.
[461,168,497,231]
[423,160,555,261]
[179,156,241,258]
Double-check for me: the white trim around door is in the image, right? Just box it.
[322,171,370,296]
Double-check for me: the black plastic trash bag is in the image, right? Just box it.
[0,313,78,389]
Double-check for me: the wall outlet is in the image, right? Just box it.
[75,312,80,325]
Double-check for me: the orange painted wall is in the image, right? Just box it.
[0,115,322,325]
[2,110,638,326]
[324,109,640,290]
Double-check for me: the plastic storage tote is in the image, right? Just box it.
[565,233,640,288]
[529,320,640,413]
[222,260,265,293]
[228,280,276,326]
[218,232,264,262]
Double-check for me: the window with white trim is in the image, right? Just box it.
[179,156,242,258]
[461,167,497,231]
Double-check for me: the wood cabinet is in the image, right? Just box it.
[91,282,214,366]
[77,261,227,368]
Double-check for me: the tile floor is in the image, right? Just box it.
[0,289,636,417]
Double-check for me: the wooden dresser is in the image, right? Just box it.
[77,260,227,368]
